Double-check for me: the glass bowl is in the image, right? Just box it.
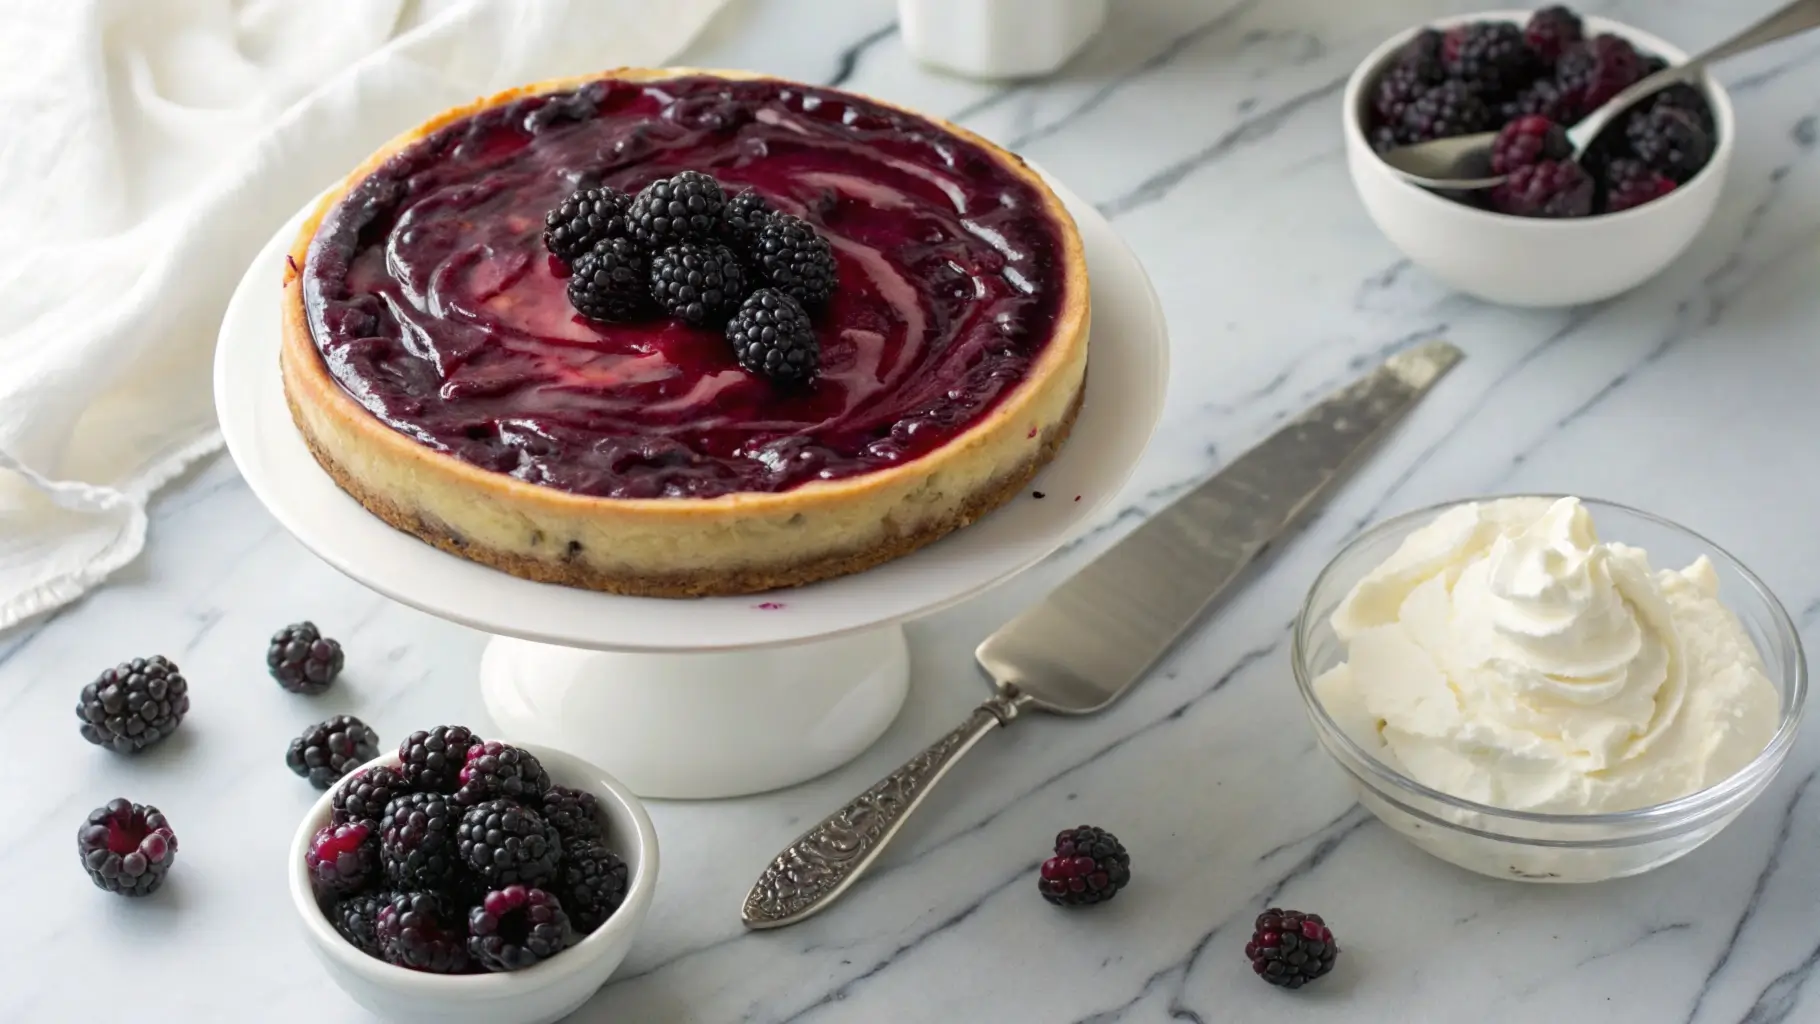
[1292,497,1806,882]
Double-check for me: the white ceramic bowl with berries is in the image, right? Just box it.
[1344,9,1734,307]
[288,740,659,1024]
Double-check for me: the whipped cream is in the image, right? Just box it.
[1315,497,1779,814]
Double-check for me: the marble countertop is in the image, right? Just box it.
[9,0,1820,1019]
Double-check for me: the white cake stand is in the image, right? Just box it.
[214,172,1168,798]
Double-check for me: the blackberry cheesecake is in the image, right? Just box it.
[281,69,1089,597]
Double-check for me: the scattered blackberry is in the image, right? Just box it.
[1038,826,1131,907]
[726,288,819,385]
[1401,81,1492,144]
[332,765,410,828]
[721,190,776,252]
[1602,158,1677,213]
[1502,78,1576,125]
[539,785,604,844]
[1524,6,1584,66]
[267,621,344,694]
[1626,105,1713,182]
[377,890,470,973]
[629,170,727,249]
[566,235,648,323]
[287,714,382,790]
[543,186,632,265]
[77,656,189,754]
[468,885,575,972]
[649,241,750,326]
[1556,34,1642,118]
[750,214,837,307]
[1649,83,1716,135]
[1247,908,1338,989]
[458,799,563,887]
[1491,159,1594,218]
[456,741,552,806]
[1442,22,1537,99]
[1491,115,1571,175]
[78,798,177,897]
[559,839,630,933]
[380,791,461,889]
[306,821,380,896]
[397,725,480,794]
[334,890,392,957]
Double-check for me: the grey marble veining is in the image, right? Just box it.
[7,0,1820,1019]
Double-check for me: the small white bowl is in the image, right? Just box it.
[289,743,659,1024]
[1343,10,1735,307]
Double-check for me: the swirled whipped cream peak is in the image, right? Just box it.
[1315,497,1779,813]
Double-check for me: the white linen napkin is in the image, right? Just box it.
[0,0,731,628]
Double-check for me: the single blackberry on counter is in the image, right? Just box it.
[1247,908,1338,989]
[1490,115,1572,175]
[77,656,189,754]
[377,890,470,973]
[397,725,480,794]
[539,785,604,844]
[77,798,177,897]
[1524,6,1584,65]
[287,714,382,790]
[456,741,552,806]
[467,885,575,972]
[559,839,630,934]
[1038,826,1131,907]
[1492,159,1594,218]
[267,622,344,695]
[1401,81,1492,144]
[380,791,461,889]
[332,765,411,827]
[567,235,649,323]
[458,799,562,887]
[721,190,776,253]
[1626,105,1713,182]
[543,185,632,264]
[629,170,726,249]
[306,821,380,896]
[750,214,837,307]
[1441,22,1537,100]
[334,890,392,957]
[649,241,750,326]
[1556,34,1643,118]
[1602,158,1677,212]
[726,288,819,385]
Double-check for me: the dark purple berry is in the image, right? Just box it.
[332,765,410,828]
[648,241,750,327]
[629,170,726,249]
[539,785,604,844]
[1492,159,1595,218]
[543,186,632,264]
[721,190,775,253]
[77,656,189,754]
[396,725,479,794]
[750,213,837,307]
[1502,78,1577,125]
[1626,105,1714,182]
[1442,22,1538,100]
[1556,35,1643,118]
[457,799,562,887]
[1491,115,1572,175]
[377,890,469,973]
[267,622,344,695]
[333,890,392,957]
[1247,908,1338,989]
[456,741,551,806]
[77,798,177,897]
[567,235,648,323]
[558,839,629,933]
[1401,80,1492,143]
[1037,826,1131,907]
[287,714,381,790]
[306,821,379,896]
[1602,158,1677,213]
[1525,6,1585,65]
[380,791,460,889]
[468,885,575,971]
[726,288,818,385]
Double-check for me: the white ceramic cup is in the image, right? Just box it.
[899,0,1107,79]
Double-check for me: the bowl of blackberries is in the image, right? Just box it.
[1344,6,1733,307]
[288,726,659,1024]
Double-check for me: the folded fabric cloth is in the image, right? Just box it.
[0,0,731,629]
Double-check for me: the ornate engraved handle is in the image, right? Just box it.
[741,690,1028,929]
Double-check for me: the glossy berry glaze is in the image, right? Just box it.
[303,75,1069,499]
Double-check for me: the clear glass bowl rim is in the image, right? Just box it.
[1292,494,1809,833]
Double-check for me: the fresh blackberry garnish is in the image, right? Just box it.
[1401,81,1492,144]
[629,170,727,249]
[1556,34,1643,120]
[77,798,177,897]
[456,741,552,806]
[1491,115,1572,175]
[380,791,460,889]
[567,235,648,323]
[649,241,750,326]
[467,885,575,972]
[558,839,630,934]
[1491,159,1594,217]
[332,765,411,828]
[377,890,470,973]
[333,890,392,957]
[458,799,562,887]
[1602,158,1677,213]
[726,288,819,385]
[1247,908,1338,989]
[1626,105,1713,182]
[750,214,837,307]
[543,185,632,264]
[397,725,479,794]
[77,656,189,754]
[1038,826,1131,907]
[1525,6,1584,65]
[306,821,380,897]
[1441,22,1538,100]
[267,621,344,695]
[539,785,604,844]
[1502,78,1577,125]
[721,190,775,253]
[287,714,382,790]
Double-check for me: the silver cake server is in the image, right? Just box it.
[740,340,1464,929]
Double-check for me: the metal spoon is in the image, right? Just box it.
[1380,0,1820,190]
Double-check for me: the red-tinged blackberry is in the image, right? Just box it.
[77,798,177,897]
[539,785,604,844]
[559,839,629,933]
[77,655,189,754]
[1038,826,1131,907]
[1602,158,1677,213]
[1247,908,1338,989]
[1502,78,1578,126]
[334,890,392,957]
[1556,34,1642,117]
[287,714,382,790]
[1401,81,1492,144]
[306,821,380,896]
[649,241,750,326]
[567,235,648,323]
[1492,159,1594,218]
[721,189,775,253]
[268,621,344,695]
[727,288,819,385]
[751,213,837,307]
[467,885,576,972]
[380,791,461,888]
[397,725,480,794]
[1442,22,1537,100]
[1626,105,1713,182]
[456,741,552,806]
[332,765,411,827]
[1525,6,1584,65]
[1491,115,1572,175]
[629,170,726,249]
[458,799,562,887]
[377,890,470,973]
[543,185,632,265]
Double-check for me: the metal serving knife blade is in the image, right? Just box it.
[740,340,1463,929]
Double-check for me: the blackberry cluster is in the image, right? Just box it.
[316,725,626,974]
[544,170,837,383]
[77,655,189,754]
